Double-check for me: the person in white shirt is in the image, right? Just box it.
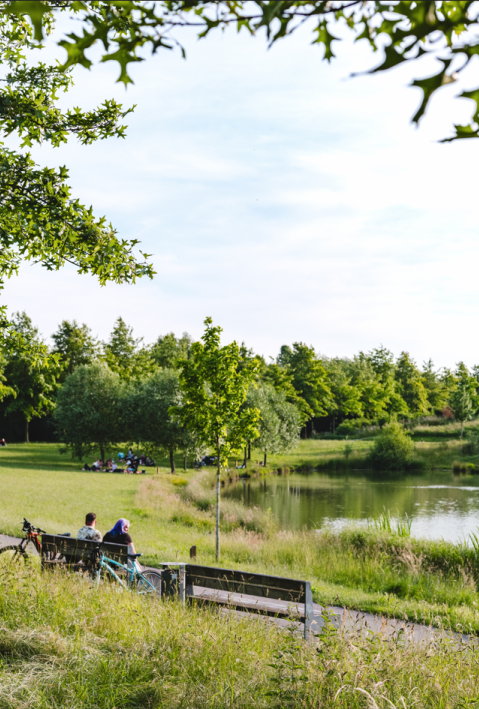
[77,512,102,541]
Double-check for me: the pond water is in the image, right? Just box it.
[222,471,479,543]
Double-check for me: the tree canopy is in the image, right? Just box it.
[0,4,154,342]
[4,2,479,142]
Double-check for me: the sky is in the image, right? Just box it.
[3,10,479,368]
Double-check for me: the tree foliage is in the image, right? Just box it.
[103,317,153,381]
[150,331,192,370]
[54,361,122,461]
[5,2,479,142]
[2,311,58,442]
[125,369,186,473]
[247,384,301,465]
[0,4,153,341]
[52,319,98,381]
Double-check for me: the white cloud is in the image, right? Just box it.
[3,19,479,368]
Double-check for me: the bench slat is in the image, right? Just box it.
[41,534,130,566]
[186,565,306,602]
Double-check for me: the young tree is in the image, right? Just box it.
[103,317,153,381]
[2,312,59,442]
[450,383,474,439]
[173,318,260,560]
[52,320,98,381]
[54,362,122,461]
[248,385,301,465]
[126,369,186,473]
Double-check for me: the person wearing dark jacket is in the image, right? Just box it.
[103,518,136,554]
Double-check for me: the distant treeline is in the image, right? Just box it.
[0,312,477,447]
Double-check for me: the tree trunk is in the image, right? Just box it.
[170,449,176,474]
[332,416,336,434]
[461,420,464,440]
[264,450,267,466]
[25,419,29,444]
[216,436,221,561]
[248,441,251,460]
[100,444,105,462]
[183,454,187,471]
[243,446,247,467]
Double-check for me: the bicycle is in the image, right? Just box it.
[92,544,162,596]
[0,518,48,563]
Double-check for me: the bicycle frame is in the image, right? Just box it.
[94,551,157,594]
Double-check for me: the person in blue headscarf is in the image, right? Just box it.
[103,518,136,553]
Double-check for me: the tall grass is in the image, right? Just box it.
[368,509,412,537]
[0,562,478,708]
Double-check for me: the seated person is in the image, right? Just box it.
[0,438,6,446]
[111,461,118,472]
[82,463,91,471]
[103,518,136,554]
[77,512,102,541]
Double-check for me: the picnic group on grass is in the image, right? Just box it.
[82,448,156,474]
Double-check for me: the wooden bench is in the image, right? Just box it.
[41,534,131,571]
[184,564,314,641]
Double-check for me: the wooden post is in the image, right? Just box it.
[190,545,197,559]
[157,466,159,474]
[304,581,313,642]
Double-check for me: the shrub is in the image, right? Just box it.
[369,423,414,470]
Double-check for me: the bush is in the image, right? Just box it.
[369,423,414,470]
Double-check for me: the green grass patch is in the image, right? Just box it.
[1,564,478,708]
[4,444,479,635]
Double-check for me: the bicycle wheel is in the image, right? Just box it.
[0,545,29,566]
[136,570,162,596]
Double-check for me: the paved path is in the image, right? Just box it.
[0,534,471,646]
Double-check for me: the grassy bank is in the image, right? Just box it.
[3,444,479,635]
[1,563,477,708]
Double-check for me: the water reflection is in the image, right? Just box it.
[223,471,479,542]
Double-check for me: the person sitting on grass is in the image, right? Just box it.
[77,512,102,541]
[103,518,136,554]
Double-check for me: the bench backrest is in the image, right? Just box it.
[186,564,306,603]
[185,564,314,641]
[41,534,130,565]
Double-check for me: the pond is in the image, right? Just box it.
[222,471,479,543]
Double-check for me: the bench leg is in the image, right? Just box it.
[304,582,313,642]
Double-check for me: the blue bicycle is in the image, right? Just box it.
[93,544,162,596]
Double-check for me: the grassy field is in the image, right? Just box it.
[3,443,479,635]
[1,563,477,709]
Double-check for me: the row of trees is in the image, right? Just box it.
[1,312,478,445]
[53,363,300,470]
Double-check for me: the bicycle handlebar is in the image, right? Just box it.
[22,518,46,535]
